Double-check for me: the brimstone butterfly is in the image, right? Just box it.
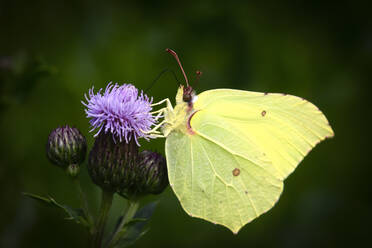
[148,49,334,234]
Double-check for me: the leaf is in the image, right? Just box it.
[113,202,157,248]
[23,192,89,228]
[113,229,149,248]
[133,202,158,220]
[124,218,147,226]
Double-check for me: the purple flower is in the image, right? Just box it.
[82,83,155,145]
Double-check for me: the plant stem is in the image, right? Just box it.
[93,190,114,248]
[106,199,139,248]
[73,177,94,231]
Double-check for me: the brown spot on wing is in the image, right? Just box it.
[261,110,266,116]
[232,168,240,176]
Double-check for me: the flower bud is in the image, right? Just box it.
[46,126,87,176]
[88,133,139,193]
[118,150,168,198]
[88,133,168,198]
[136,150,168,194]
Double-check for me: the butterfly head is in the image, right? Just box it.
[166,48,200,106]
[175,85,196,106]
[182,85,195,103]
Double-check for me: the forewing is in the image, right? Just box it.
[165,131,283,233]
[192,89,334,180]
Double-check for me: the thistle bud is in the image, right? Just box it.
[118,150,168,198]
[46,126,87,177]
[88,132,168,198]
[137,150,168,194]
[88,133,139,193]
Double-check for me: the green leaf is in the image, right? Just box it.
[113,229,149,248]
[23,192,89,228]
[113,202,158,248]
[124,218,147,226]
[134,202,158,220]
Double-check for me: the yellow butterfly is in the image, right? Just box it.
[148,49,334,233]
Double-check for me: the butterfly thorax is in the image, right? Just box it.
[162,85,197,137]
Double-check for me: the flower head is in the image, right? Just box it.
[82,83,155,145]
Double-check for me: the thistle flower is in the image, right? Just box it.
[82,83,155,145]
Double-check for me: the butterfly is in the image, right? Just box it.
[147,49,334,233]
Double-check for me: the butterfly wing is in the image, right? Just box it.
[165,130,283,234]
[192,89,334,180]
[165,88,334,233]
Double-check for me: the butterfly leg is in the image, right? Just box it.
[148,98,176,138]
[151,108,166,114]
[143,120,166,134]
[151,108,166,119]
[151,99,174,121]
[148,133,165,138]
[151,98,174,112]
[154,112,164,121]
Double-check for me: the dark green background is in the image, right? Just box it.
[0,1,370,247]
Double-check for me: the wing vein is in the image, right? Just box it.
[196,130,280,179]
[190,139,194,214]
[199,142,229,185]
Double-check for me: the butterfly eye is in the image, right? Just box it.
[183,94,192,102]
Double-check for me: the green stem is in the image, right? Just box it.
[106,199,139,248]
[93,190,114,248]
[73,177,94,231]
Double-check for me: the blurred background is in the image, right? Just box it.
[0,1,370,247]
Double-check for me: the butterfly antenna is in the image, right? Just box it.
[194,70,202,89]
[144,68,181,93]
[166,48,189,86]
